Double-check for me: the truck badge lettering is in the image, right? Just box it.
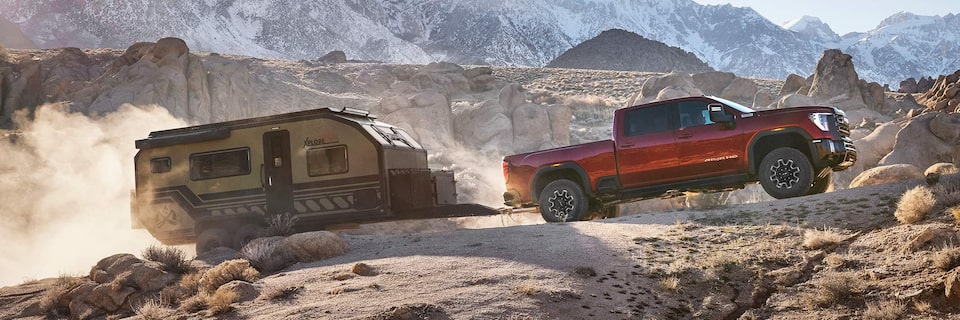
[704,155,739,162]
[304,136,338,147]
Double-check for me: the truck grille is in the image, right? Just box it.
[835,113,850,137]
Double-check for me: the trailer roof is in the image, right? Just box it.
[135,107,404,149]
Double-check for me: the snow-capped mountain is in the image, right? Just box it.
[1,0,957,86]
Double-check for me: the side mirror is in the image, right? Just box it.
[708,104,735,129]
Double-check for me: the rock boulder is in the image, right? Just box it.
[849,164,924,188]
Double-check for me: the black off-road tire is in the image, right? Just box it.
[758,148,813,199]
[538,179,588,222]
[195,227,230,254]
[807,170,833,195]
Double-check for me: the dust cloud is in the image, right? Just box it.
[0,104,185,286]
[428,146,507,208]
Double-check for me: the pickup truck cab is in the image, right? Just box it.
[502,96,857,222]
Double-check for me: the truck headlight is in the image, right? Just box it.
[809,113,831,132]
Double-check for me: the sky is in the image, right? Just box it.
[692,0,960,35]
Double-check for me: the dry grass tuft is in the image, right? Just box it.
[895,185,936,224]
[142,244,192,274]
[239,239,292,273]
[950,207,960,224]
[801,273,862,308]
[863,299,907,320]
[260,284,303,301]
[178,295,207,313]
[659,276,681,292]
[136,299,173,320]
[207,287,239,315]
[913,299,933,313]
[39,274,85,314]
[824,254,846,269]
[200,259,260,293]
[160,271,203,306]
[934,247,960,271]
[263,213,300,237]
[802,227,846,250]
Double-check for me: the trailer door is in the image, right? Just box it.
[263,130,295,215]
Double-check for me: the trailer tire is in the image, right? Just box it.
[196,227,230,253]
[759,147,813,199]
[538,179,588,222]
[233,223,265,250]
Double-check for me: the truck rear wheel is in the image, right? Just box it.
[759,148,813,199]
[538,179,588,222]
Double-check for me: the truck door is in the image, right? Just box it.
[263,130,295,215]
[616,103,680,188]
[676,100,743,178]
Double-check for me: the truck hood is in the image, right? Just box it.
[746,106,841,118]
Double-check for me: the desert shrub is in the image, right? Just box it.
[39,274,85,315]
[565,95,616,124]
[895,185,935,224]
[658,276,681,292]
[863,299,907,320]
[200,259,259,293]
[178,295,207,313]
[136,299,173,320]
[207,287,239,315]
[262,213,299,237]
[142,244,192,274]
[801,273,862,308]
[160,271,203,306]
[351,262,377,276]
[239,239,293,273]
[802,228,846,250]
[934,174,960,208]
[934,247,960,271]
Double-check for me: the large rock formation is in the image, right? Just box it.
[918,70,960,113]
[880,112,960,169]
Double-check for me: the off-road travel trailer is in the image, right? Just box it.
[131,107,498,252]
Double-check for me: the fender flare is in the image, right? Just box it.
[531,162,591,202]
[746,127,815,175]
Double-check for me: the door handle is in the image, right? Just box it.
[260,164,266,188]
[678,134,692,139]
[621,144,634,148]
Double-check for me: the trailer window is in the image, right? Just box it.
[189,148,251,180]
[307,146,348,176]
[150,157,171,173]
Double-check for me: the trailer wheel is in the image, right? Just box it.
[759,148,813,199]
[233,223,265,250]
[538,179,588,222]
[196,227,230,254]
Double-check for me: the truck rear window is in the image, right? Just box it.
[625,104,673,136]
[189,148,251,180]
[307,145,348,176]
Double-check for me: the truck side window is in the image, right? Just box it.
[307,145,348,176]
[189,148,251,180]
[625,104,672,136]
[678,101,713,128]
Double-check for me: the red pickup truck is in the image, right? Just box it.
[502,96,857,222]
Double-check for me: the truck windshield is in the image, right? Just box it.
[708,96,756,113]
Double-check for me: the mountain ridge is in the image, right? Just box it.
[1,0,957,86]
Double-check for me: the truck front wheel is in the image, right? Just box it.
[538,179,588,222]
[759,148,813,199]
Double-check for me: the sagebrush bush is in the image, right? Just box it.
[207,287,239,315]
[200,259,259,293]
[895,185,935,224]
[863,299,907,320]
[39,274,85,315]
[801,273,862,308]
[658,276,681,292]
[136,299,173,320]
[142,244,192,274]
[239,239,293,273]
[934,248,960,271]
[263,213,299,237]
[802,228,846,250]
[259,284,302,301]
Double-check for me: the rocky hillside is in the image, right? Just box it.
[546,29,713,74]
[2,1,958,86]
